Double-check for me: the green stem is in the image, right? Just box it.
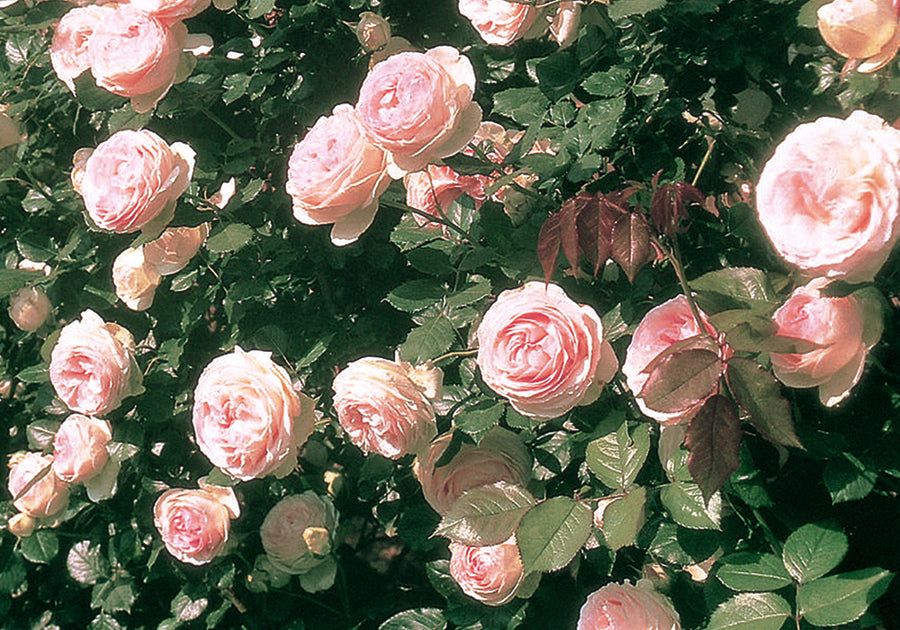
[692,137,716,188]
[651,233,711,338]
[198,106,247,144]
[432,348,478,363]
[379,197,469,238]
[15,159,64,211]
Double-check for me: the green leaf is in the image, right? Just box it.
[633,74,666,97]
[716,552,793,592]
[797,0,831,27]
[822,453,877,504]
[493,87,551,126]
[580,97,627,150]
[386,279,445,313]
[26,418,60,451]
[247,0,276,20]
[595,486,647,551]
[706,592,791,630]
[16,363,49,383]
[446,277,491,310]
[454,400,505,437]
[379,608,447,630]
[534,50,580,100]
[67,541,108,585]
[295,333,334,369]
[607,0,667,19]
[206,223,254,254]
[690,267,777,307]
[171,589,208,621]
[398,315,454,364]
[91,580,136,613]
[206,467,240,487]
[726,357,803,449]
[585,422,650,490]
[685,395,742,501]
[516,497,592,574]
[390,214,440,251]
[798,568,894,627]
[0,268,43,299]
[582,68,630,97]
[73,72,127,111]
[782,522,848,584]
[639,349,723,415]
[19,530,59,564]
[435,482,536,547]
[89,613,124,630]
[660,482,722,530]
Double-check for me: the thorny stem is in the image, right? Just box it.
[432,348,478,363]
[650,233,712,338]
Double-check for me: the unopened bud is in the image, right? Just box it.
[8,513,36,538]
[302,526,331,557]
[356,13,391,52]
[8,287,51,332]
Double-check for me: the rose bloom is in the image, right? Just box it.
[817,0,900,72]
[476,282,618,420]
[50,5,116,93]
[52,414,112,483]
[192,347,315,481]
[332,357,441,460]
[260,492,338,575]
[450,536,524,606]
[771,280,882,407]
[356,47,482,175]
[414,428,532,515]
[622,295,720,426]
[458,0,539,46]
[88,5,187,112]
[130,0,212,24]
[8,286,52,332]
[8,452,70,518]
[72,129,195,234]
[756,110,900,283]
[153,484,239,565]
[142,223,209,275]
[578,582,681,630]
[286,104,391,246]
[404,164,487,230]
[112,247,161,311]
[49,310,143,416]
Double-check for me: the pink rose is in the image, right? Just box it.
[153,483,239,565]
[332,357,441,459]
[450,536,525,606]
[414,428,532,515]
[8,286,52,332]
[578,582,681,630]
[49,310,143,416]
[476,282,618,420]
[286,104,391,246]
[130,0,212,24]
[52,414,111,483]
[622,295,721,426]
[142,223,209,275]
[72,129,195,234]
[192,347,315,481]
[260,492,338,575]
[457,0,539,46]
[756,110,900,282]
[8,452,70,518]
[88,5,187,112]
[356,47,482,175]
[771,280,882,407]
[817,0,900,72]
[50,5,116,93]
[403,164,488,230]
[112,247,161,311]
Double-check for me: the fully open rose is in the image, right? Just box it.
[286,104,391,246]
[356,46,482,175]
[476,282,618,420]
[49,4,116,93]
[770,279,883,407]
[72,129,195,234]
[260,492,338,575]
[192,347,315,481]
[457,0,539,46]
[578,582,681,630]
[332,357,441,460]
[8,452,70,519]
[450,536,525,606]
[153,483,240,566]
[52,414,111,483]
[49,310,143,416]
[756,110,900,282]
[414,428,532,515]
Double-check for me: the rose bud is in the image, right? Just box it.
[112,247,162,312]
[8,452,70,519]
[7,513,36,538]
[817,0,900,71]
[355,12,392,51]
[8,287,51,332]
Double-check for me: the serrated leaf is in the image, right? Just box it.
[386,280,445,313]
[798,568,893,626]
[822,453,877,504]
[92,580,136,613]
[0,268,44,299]
[379,608,446,630]
[690,267,777,307]
[685,395,742,501]
[596,486,647,551]
[716,552,793,592]
[582,68,630,97]
[493,87,550,126]
[454,400,504,437]
[89,613,124,630]
[726,357,802,449]
[706,592,791,630]
[516,497,592,574]
[585,423,650,490]
[782,522,848,584]
[68,541,107,585]
[206,223,253,254]
[26,419,60,451]
[660,482,721,530]
[398,315,454,364]
[537,212,562,282]
[171,590,208,621]
[640,349,723,415]
[20,530,59,564]
[16,363,49,383]
[295,333,334,369]
[435,482,536,547]
[446,278,491,309]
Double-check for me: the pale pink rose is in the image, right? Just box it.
[578,582,681,630]
[260,492,338,575]
[192,347,314,481]
[549,2,581,48]
[8,452,70,518]
[153,485,239,565]
[756,111,900,282]
[52,414,112,483]
[286,104,391,246]
[771,280,882,407]
[130,0,212,23]
[404,164,488,230]
[112,247,161,311]
[817,0,900,72]
[8,287,51,332]
[476,282,618,420]
[622,295,720,426]
[414,428,532,515]
[142,223,209,275]
[458,0,539,46]
[88,5,187,112]
[356,47,482,175]
[49,310,143,416]
[72,129,195,234]
[332,357,440,460]
[50,5,116,93]
[450,536,524,606]
[7,513,36,538]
